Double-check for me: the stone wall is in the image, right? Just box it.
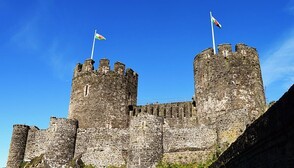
[68,59,138,129]
[162,125,217,164]
[74,128,129,167]
[6,124,30,168]
[133,101,198,128]
[194,43,265,124]
[6,43,270,167]
[210,84,294,168]
[24,127,48,161]
[45,117,78,167]
[194,44,266,147]
[128,113,163,168]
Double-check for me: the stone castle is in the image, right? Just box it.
[7,43,266,168]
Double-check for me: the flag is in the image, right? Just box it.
[211,16,222,28]
[95,33,106,40]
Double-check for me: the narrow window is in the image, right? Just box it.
[84,85,90,97]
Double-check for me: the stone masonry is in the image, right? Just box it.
[7,43,267,168]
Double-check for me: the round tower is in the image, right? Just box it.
[194,43,266,125]
[68,58,138,129]
[7,124,30,168]
[128,113,163,168]
[45,117,78,167]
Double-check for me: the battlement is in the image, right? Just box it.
[131,101,195,119]
[13,124,30,129]
[195,43,258,60]
[73,58,138,80]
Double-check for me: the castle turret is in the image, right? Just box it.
[68,58,138,129]
[7,124,30,168]
[194,43,266,146]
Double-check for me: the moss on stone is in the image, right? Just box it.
[19,154,45,168]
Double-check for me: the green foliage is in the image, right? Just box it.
[84,164,96,168]
[156,161,198,168]
[67,157,95,168]
[156,160,215,168]
[20,161,29,168]
[19,154,44,168]
[156,152,217,168]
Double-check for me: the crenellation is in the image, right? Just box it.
[218,43,232,57]
[82,59,95,72]
[235,43,257,56]
[98,58,110,74]
[114,62,126,75]
[196,48,214,59]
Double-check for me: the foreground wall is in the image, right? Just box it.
[210,84,294,168]
[74,128,129,167]
[162,125,217,164]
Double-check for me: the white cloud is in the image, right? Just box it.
[10,18,40,52]
[261,29,294,90]
[46,40,75,81]
[286,0,294,15]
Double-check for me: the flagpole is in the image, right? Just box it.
[90,29,97,60]
[210,11,216,55]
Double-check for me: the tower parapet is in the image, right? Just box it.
[68,58,138,129]
[7,124,30,168]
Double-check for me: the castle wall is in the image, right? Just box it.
[6,124,30,168]
[6,43,269,167]
[128,113,163,168]
[162,125,217,164]
[74,128,129,167]
[194,44,266,146]
[24,127,48,161]
[210,84,294,168]
[45,117,78,167]
[68,59,138,129]
[133,101,198,128]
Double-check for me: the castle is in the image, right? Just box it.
[7,43,266,168]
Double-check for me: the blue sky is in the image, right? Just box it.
[1,0,294,166]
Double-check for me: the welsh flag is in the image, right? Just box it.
[95,33,106,40]
[211,16,222,28]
